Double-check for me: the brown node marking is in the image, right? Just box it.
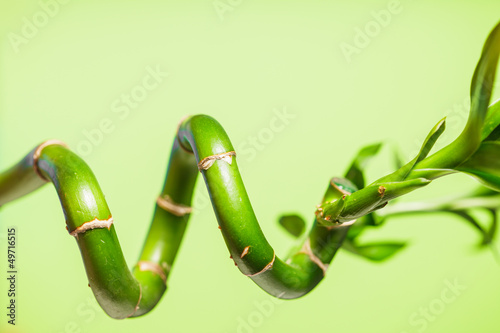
[137,261,167,283]
[198,151,236,171]
[240,246,251,258]
[378,186,386,197]
[127,284,143,318]
[32,140,68,181]
[298,239,328,276]
[156,195,192,217]
[69,217,113,238]
[245,252,276,277]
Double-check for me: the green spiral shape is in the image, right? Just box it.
[0,116,359,319]
[1,20,499,320]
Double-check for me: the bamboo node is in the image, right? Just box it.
[137,261,167,283]
[69,217,113,237]
[198,151,236,171]
[33,140,68,181]
[245,252,275,277]
[156,195,192,217]
[127,284,143,318]
[299,239,328,276]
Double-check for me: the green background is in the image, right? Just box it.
[1,0,500,332]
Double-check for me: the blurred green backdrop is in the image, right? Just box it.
[1,0,500,332]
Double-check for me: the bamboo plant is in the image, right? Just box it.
[1,21,500,319]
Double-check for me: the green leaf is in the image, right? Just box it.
[469,22,500,138]
[392,146,405,170]
[456,141,500,191]
[416,22,500,170]
[481,99,500,141]
[449,209,497,246]
[355,242,406,261]
[376,118,445,183]
[450,210,488,245]
[345,143,382,189]
[409,168,457,180]
[278,214,306,238]
[342,239,406,262]
[485,209,498,246]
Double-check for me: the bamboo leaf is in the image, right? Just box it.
[345,143,382,189]
[355,242,406,261]
[450,210,488,245]
[449,209,497,246]
[485,209,498,246]
[376,118,445,183]
[343,240,406,262]
[416,22,500,170]
[456,141,500,191]
[392,146,405,170]
[481,99,500,141]
[278,214,306,238]
[469,22,500,138]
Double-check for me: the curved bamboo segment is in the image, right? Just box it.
[0,115,350,318]
[1,20,498,320]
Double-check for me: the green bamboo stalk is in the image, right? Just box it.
[0,113,495,319]
[0,118,355,318]
[1,19,499,321]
